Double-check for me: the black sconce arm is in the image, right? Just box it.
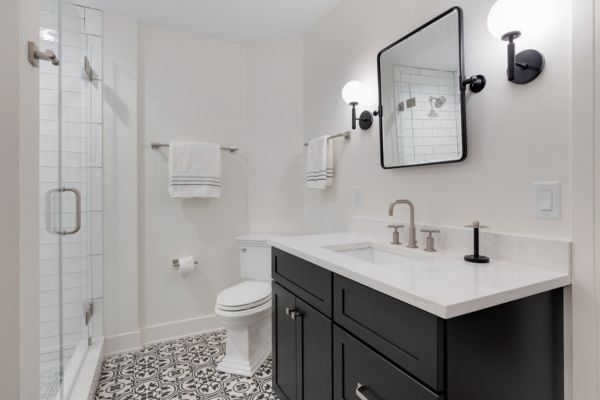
[500,30,545,84]
[350,102,374,130]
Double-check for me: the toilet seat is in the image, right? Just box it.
[216,281,271,312]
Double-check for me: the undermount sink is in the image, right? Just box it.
[324,242,430,266]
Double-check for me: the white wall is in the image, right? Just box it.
[0,0,23,397]
[0,0,39,398]
[571,0,599,398]
[302,0,572,240]
[244,39,304,234]
[102,21,305,348]
[21,1,40,398]
[103,13,141,341]
[138,25,250,331]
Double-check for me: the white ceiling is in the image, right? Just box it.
[78,0,341,42]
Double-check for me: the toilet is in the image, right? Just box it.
[215,234,278,377]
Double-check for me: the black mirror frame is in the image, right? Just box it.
[377,7,475,170]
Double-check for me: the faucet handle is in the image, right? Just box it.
[388,224,404,245]
[421,228,440,252]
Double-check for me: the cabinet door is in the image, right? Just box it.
[296,298,332,400]
[273,283,298,400]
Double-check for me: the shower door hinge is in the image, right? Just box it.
[84,301,94,326]
[84,56,94,81]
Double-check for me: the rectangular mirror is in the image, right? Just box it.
[378,7,466,169]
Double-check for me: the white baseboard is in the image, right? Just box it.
[104,314,222,355]
[142,314,222,345]
[104,330,143,355]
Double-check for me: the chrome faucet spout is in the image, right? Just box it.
[388,200,418,248]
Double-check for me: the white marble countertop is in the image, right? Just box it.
[269,232,571,319]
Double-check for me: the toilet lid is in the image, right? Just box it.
[216,281,271,312]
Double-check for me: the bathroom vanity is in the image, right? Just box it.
[269,232,570,400]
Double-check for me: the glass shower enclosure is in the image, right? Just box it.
[38,1,103,399]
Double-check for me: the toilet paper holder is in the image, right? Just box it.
[172,259,199,268]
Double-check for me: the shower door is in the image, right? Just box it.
[39,1,103,399]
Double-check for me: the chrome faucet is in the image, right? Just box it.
[388,200,418,248]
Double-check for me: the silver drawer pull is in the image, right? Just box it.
[285,307,296,316]
[290,311,304,320]
[356,383,369,400]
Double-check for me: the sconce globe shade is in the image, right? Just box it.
[342,80,366,105]
[487,0,544,40]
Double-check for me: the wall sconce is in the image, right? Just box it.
[342,81,374,130]
[487,0,545,84]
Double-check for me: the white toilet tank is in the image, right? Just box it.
[237,234,284,281]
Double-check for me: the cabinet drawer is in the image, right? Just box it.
[334,327,443,400]
[334,275,445,391]
[272,248,332,317]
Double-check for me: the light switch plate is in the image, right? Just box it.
[534,181,561,219]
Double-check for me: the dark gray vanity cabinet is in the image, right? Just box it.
[272,248,333,400]
[272,247,564,400]
[272,282,332,400]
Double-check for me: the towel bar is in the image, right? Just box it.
[151,142,239,153]
[303,131,351,147]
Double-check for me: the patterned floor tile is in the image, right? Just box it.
[95,330,278,400]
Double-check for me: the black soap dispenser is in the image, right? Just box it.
[464,221,490,264]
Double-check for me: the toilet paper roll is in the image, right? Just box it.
[177,256,195,275]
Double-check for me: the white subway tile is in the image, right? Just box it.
[422,120,442,128]
[434,144,459,154]
[87,35,102,80]
[440,119,457,128]
[61,60,85,79]
[91,211,103,255]
[40,0,58,13]
[432,128,452,137]
[40,73,59,90]
[415,145,434,155]
[62,106,82,122]
[40,320,59,338]
[40,89,58,105]
[91,255,103,298]
[61,30,83,48]
[442,136,459,145]
[419,68,439,77]
[40,104,58,121]
[90,168,102,211]
[40,11,59,29]
[423,137,443,146]
[62,15,82,33]
[90,82,103,123]
[85,8,102,36]
[62,76,83,93]
[90,124,102,167]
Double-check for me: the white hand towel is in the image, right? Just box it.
[168,141,222,198]
[306,135,333,190]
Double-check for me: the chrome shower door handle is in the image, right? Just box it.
[61,187,81,235]
[355,383,370,400]
[45,188,61,235]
